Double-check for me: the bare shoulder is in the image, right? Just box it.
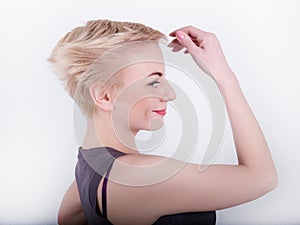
[111,153,192,186]
[98,153,274,225]
[100,153,183,224]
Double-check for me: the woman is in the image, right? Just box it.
[48,20,277,225]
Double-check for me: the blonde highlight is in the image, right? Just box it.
[48,19,167,117]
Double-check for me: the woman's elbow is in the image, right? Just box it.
[267,170,278,191]
[259,169,278,195]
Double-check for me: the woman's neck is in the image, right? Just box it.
[82,115,139,154]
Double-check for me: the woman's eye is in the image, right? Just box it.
[148,81,160,88]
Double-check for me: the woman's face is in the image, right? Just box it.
[111,44,177,135]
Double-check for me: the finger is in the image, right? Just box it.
[169,25,208,37]
[168,37,180,45]
[171,45,184,52]
[175,30,204,54]
[170,36,202,49]
[168,38,180,45]
[167,39,181,48]
[169,26,210,44]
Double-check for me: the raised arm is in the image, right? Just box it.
[103,26,278,224]
[169,26,278,178]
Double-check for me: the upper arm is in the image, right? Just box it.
[103,154,275,223]
[157,163,269,213]
[58,180,88,225]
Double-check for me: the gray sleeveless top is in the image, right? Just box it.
[75,146,216,225]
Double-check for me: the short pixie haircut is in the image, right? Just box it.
[48,19,166,117]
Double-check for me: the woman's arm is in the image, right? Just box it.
[104,26,278,224]
[169,26,278,178]
[58,180,88,225]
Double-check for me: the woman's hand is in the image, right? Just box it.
[168,26,232,82]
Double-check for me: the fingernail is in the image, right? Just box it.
[176,31,185,40]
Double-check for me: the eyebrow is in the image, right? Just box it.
[147,72,164,77]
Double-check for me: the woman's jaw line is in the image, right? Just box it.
[83,107,165,154]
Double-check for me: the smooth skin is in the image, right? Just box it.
[58,26,278,225]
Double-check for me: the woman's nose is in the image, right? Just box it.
[160,80,177,102]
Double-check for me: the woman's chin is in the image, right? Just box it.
[148,117,164,130]
[132,117,164,132]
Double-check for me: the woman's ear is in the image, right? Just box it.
[90,83,113,112]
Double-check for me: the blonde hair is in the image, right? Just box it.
[48,19,167,117]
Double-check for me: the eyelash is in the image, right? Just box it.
[148,80,160,87]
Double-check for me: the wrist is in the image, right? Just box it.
[215,71,242,98]
[212,67,237,86]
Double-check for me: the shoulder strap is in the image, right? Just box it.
[101,161,114,220]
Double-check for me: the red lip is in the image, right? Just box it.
[153,109,167,116]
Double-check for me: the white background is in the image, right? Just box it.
[0,0,299,224]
